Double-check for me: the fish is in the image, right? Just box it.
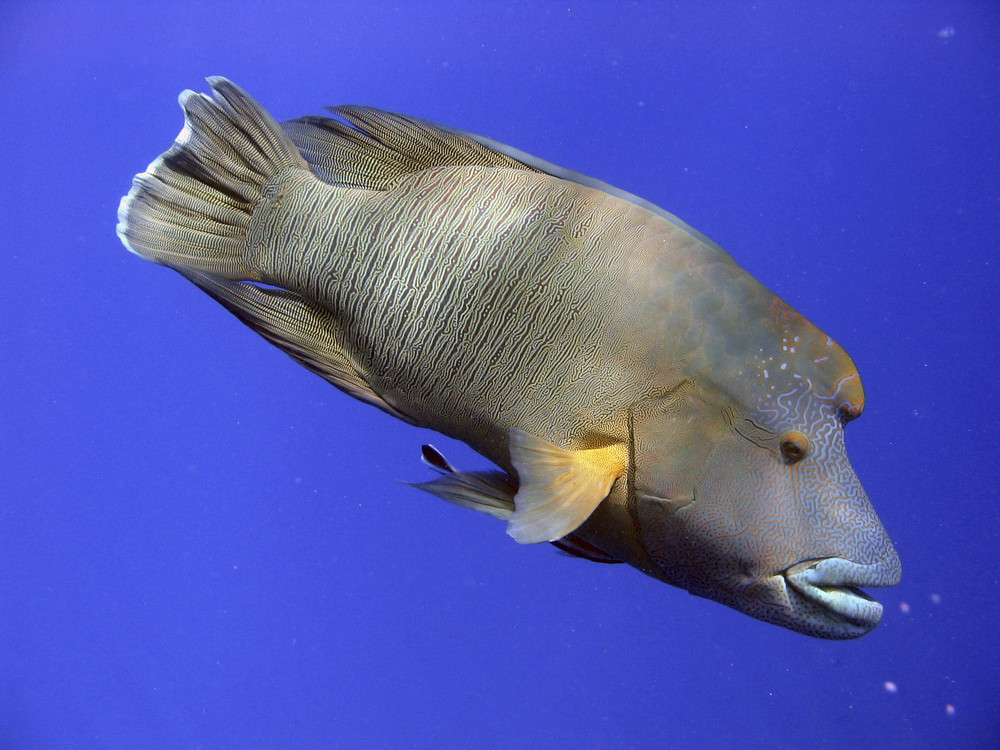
[117,78,901,639]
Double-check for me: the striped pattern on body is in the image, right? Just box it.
[251,163,695,466]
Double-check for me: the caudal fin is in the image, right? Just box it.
[116,77,309,279]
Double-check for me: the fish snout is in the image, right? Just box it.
[781,554,902,638]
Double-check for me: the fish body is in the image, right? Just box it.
[253,164,711,464]
[118,79,900,638]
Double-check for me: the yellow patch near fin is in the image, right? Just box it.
[508,429,627,544]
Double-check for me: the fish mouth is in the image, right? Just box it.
[781,557,900,639]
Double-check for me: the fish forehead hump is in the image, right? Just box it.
[713,296,867,443]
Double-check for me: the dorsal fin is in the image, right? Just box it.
[281,107,537,190]
[281,105,727,254]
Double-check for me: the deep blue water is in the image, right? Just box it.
[2,2,998,748]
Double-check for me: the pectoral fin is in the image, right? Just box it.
[507,429,627,544]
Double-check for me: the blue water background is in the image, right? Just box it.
[2,2,998,747]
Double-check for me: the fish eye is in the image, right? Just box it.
[780,431,809,463]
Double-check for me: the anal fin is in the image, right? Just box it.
[175,268,414,424]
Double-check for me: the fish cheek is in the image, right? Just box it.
[629,386,717,510]
[628,391,733,590]
[634,424,798,599]
[633,437,743,594]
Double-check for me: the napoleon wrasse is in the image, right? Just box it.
[118,79,900,638]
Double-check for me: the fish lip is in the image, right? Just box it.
[782,557,899,637]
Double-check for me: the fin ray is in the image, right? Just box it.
[118,77,310,278]
[281,107,535,190]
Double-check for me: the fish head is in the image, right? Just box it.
[631,299,900,639]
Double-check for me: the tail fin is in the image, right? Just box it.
[116,77,309,278]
